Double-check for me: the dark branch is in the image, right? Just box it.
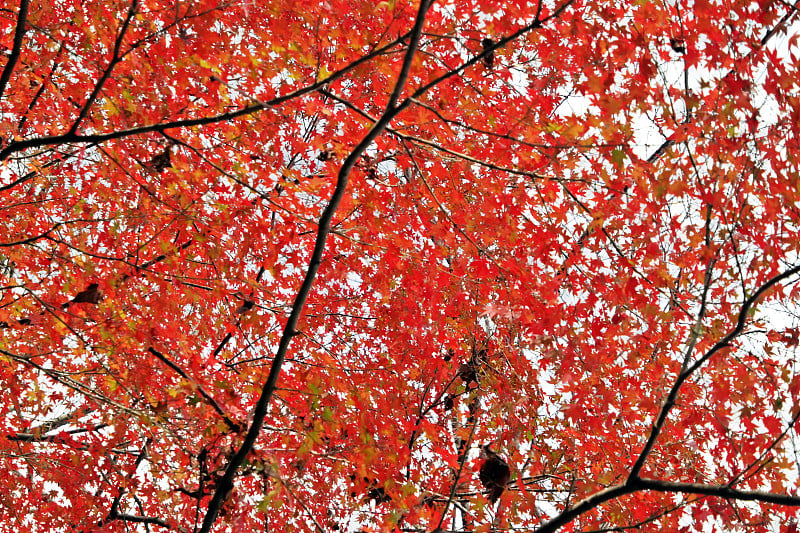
[107,510,175,530]
[535,484,634,533]
[147,347,241,432]
[68,0,139,134]
[0,31,410,162]
[410,0,577,100]
[535,477,800,533]
[645,2,800,164]
[196,2,434,532]
[0,226,58,247]
[637,477,800,507]
[0,0,30,102]
[629,263,800,480]
[8,424,108,443]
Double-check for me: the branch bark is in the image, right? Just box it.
[535,263,800,533]
[196,2,435,531]
[629,263,800,480]
[0,32,410,163]
[0,0,30,102]
[534,477,800,533]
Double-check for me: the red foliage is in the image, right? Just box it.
[2,0,800,531]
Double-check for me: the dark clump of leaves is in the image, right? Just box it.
[458,346,487,387]
[481,37,495,69]
[670,37,686,53]
[62,283,103,308]
[235,299,255,314]
[443,394,455,411]
[348,474,392,504]
[317,149,335,161]
[144,147,172,172]
[479,444,510,504]
[365,485,391,504]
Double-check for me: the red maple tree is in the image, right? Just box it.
[2,0,800,531]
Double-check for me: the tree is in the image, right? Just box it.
[2,0,800,531]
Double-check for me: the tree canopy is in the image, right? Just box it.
[3,0,800,531]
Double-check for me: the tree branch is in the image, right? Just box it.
[535,476,800,533]
[0,225,59,247]
[146,347,241,432]
[196,3,435,532]
[0,0,30,102]
[0,31,410,163]
[409,0,577,100]
[645,0,800,163]
[68,0,138,134]
[629,263,800,480]
[637,477,800,506]
[534,484,635,533]
[107,510,177,531]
